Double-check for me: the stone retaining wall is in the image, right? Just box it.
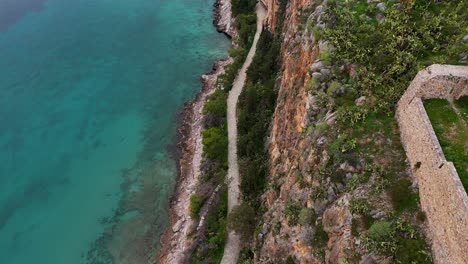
[396,64,468,264]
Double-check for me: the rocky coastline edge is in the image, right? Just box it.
[155,2,234,263]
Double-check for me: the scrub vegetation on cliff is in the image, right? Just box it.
[236,0,466,263]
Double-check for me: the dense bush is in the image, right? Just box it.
[231,0,256,17]
[368,221,393,240]
[237,14,257,48]
[389,177,418,213]
[189,187,228,263]
[313,222,329,248]
[395,237,432,264]
[189,194,203,218]
[362,221,397,255]
[349,198,371,215]
[284,203,301,226]
[299,208,317,226]
[323,0,467,112]
[228,203,256,241]
[203,89,227,128]
[351,218,359,237]
[361,219,432,262]
[237,30,281,201]
[203,89,227,117]
[310,186,328,202]
[202,127,228,166]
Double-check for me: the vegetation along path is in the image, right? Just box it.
[221,3,267,264]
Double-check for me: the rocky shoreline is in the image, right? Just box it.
[213,0,235,37]
[155,2,234,263]
[155,58,232,264]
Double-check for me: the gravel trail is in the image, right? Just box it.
[220,3,266,264]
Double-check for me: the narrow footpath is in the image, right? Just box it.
[221,3,267,264]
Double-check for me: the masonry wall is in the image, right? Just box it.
[396,64,468,264]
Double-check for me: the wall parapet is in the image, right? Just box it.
[396,64,468,264]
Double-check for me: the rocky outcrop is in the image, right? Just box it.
[322,195,352,263]
[260,0,278,31]
[214,0,235,37]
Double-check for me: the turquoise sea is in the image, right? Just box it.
[0,0,229,263]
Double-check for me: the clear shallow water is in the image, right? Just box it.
[0,0,229,263]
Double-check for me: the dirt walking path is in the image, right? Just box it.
[220,3,267,264]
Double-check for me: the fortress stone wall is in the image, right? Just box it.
[396,64,468,264]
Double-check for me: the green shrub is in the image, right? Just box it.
[238,249,255,264]
[189,194,203,218]
[454,96,468,118]
[285,203,301,226]
[362,213,374,230]
[228,203,256,240]
[189,187,228,263]
[323,0,466,112]
[285,256,296,264]
[299,208,317,226]
[238,30,281,201]
[313,222,329,248]
[417,210,427,222]
[239,158,266,201]
[237,14,257,48]
[330,170,346,184]
[368,221,393,241]
[305,78,320,91]
[316,122,329,131]
[326,80,342,96]
[231,0,256,16]
[351,218,359,237]
[395,237,432,264]
[349,198,371,215]
[202,126,228,165]
[361,221,399,254]
[319,51,332,65]
[310,186,327,201]
[389,178,418,213]
[313,26,323,41]
[203,89,227,117]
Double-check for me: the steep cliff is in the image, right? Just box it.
[161,0,467,263]
[244,0,467,263]
[258,1,345,261]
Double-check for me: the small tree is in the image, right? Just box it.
[368,221,393,240]
[389,178,417,212]
[189,194,203,218]
[299,208,317,226]
[228,203,256,241]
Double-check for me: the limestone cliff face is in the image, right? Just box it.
[254,1,436,263]
[256,1,355,262]
[259,0,319,261]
